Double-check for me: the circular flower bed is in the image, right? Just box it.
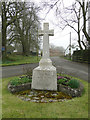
[15,90,72,103]
[8,74,84,103]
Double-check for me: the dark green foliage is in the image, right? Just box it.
[68,79,80,88]
[72,50,88,63]
[57,78,68,85]
[10,76,32,86]
[10,74,80,89]
[57,74,80,88]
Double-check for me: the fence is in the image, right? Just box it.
[72,50,89,63]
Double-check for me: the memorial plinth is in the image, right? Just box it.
[32,23,57,91]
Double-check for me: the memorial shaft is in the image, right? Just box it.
[32,23,57,91]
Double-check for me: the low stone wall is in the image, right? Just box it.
[8,83,31,93]
[57,82,84,97]
[8,82,84,97]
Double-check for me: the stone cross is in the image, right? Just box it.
[32,23,57,91]
[38,23,54,59]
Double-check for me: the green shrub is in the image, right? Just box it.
[57,78,68,85]
[68,79,80,88]
[10,76,32,86]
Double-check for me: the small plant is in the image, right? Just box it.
[57,75,80,88]
[57,78,67,85]
[23,67,32,79]
[57,76,64,80]
[57,75,70,86]
[10,76,32,86]
[68,79,80,88]
[10,78,20,86]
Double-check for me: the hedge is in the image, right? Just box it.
[72,50,89,63]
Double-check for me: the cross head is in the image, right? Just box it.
[38,23,54,58]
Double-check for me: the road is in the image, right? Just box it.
[51,57,88,82]
[1,56,88,82]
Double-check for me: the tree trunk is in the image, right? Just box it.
[77,14,83,50]
[2,2,7,60]
[21,37,29,56]
[2,23,7,57]
[81,41,87,49]
[82,1,90,46]
[78,33,83,50]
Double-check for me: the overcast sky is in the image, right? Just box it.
[30,0,79,54]
[1,0,88,53]
[0,0,77,54]
[0,0,74,50]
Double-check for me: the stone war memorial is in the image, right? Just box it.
[32,23,57,91]
[8,23,84,100]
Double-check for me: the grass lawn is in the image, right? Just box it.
[0,76,2,120]
[1,54,41,66]
[2,76,88,118]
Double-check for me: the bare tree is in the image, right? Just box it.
[76,0,90,47]
[2,1,41,57]
[2,2,22,59]
[50,44,65,52]
[41,0,89,50]
[8,2,40,55]
[55,2,86,50]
